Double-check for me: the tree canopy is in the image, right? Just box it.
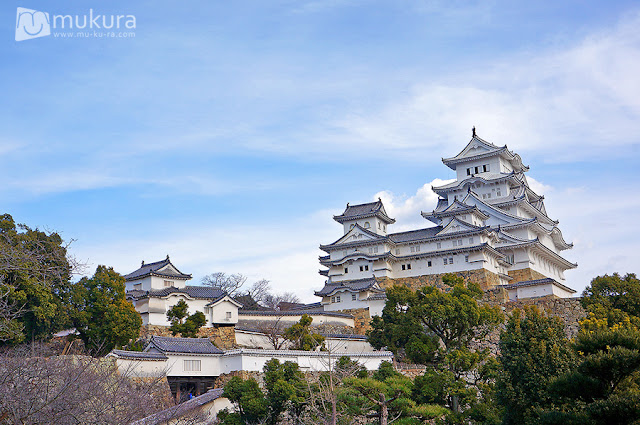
[368,274,503,422]
[496,306,575,425]
[284,314,325,351]
[166,299,207,338]
[69,265,141,355]
[0,213,74,344]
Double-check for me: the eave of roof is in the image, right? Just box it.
[501,277,576,293]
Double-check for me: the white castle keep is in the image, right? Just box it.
[316,130,577,311]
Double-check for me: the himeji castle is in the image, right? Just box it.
[316,130,577,311]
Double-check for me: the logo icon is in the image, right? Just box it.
[15,7,51,41]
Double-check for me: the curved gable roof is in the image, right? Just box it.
[124,256,192,281]
[333,199,395,224]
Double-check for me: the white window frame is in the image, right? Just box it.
[184,360,201,372]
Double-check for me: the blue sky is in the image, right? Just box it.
[2,0,639,301]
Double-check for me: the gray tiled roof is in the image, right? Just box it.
[110,349,168,360]
[124,256,192,281]
[333,200,395,224]
[238,310,354,318]
[315,277,380,297]
[131,388,225,425]
[324,333,368,340]
[502,278,576,293]
[387,227,442,243]
[364,293,388,301]
[149,286,226,300]
[148,336,224,354]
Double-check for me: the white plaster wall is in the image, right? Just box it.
[150,275,188,290]
[145,296,213,327]
[325,337,374,353]
[552,285,575,298]
[114,358,168,377]
[342,218,388,236]
[126,276,152,292]
[209,300,239,325]
[238,313,354,328]
[220,350,393,373]
[516,283,553,299]
[235,330,291,350]
[368,299,386,318]
[164,354,222,377]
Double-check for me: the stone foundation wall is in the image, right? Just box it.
[379,269,501,292]
[508,268,547,284]
[333,308,371,335]
[472,295,587,355]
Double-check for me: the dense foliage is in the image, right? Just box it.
[219,359,308,425]
[166,299,207,338]
[284,313,325,350]
[368,274,503,423]
[496,306,575,424]
[69,265,141,355]
[0,213,72,343]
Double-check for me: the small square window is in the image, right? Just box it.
[401,264,406,271]
[449,257,454,264]
[352,294,357,301]
[359,266,364,272]
[365,265,369,271]
[336,296,341,302]
[465,255,469,263]
[344,267,348,274]
[436,242,441,249]
[427,260,432,267]
[475,166,479,174]
[407,263,411,270]
[443,258,447,265]
[467,168,471,175]
[226,311,232,319]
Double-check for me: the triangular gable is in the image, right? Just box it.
[455,137,501,160]
[496,228,535,245]
[327,224,384,246]
[207,295,243,308]
[444,136,503,162]
[461,192,530,226]
[435,217,485,236]
[157,264,179,275]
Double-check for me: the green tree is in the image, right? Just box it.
[166,299,207,338]
[495,306,575,425]
[70,265,141,355]
[220,376,269,424]
[284,314,325,350]
[0,214,73,344]
[582,273,640,318]
[220,359,308,425]
[368,274,503,421]
[340,361,447,425]
[541,315,640,424]
[263,359,309,425]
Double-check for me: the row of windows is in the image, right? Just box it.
[350,222,387,231]
[403,255,470,270]
[331,294,358,303]
[466,164,490,175]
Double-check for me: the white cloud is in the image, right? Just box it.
[315,10,640,162]
[374,178,455,231]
